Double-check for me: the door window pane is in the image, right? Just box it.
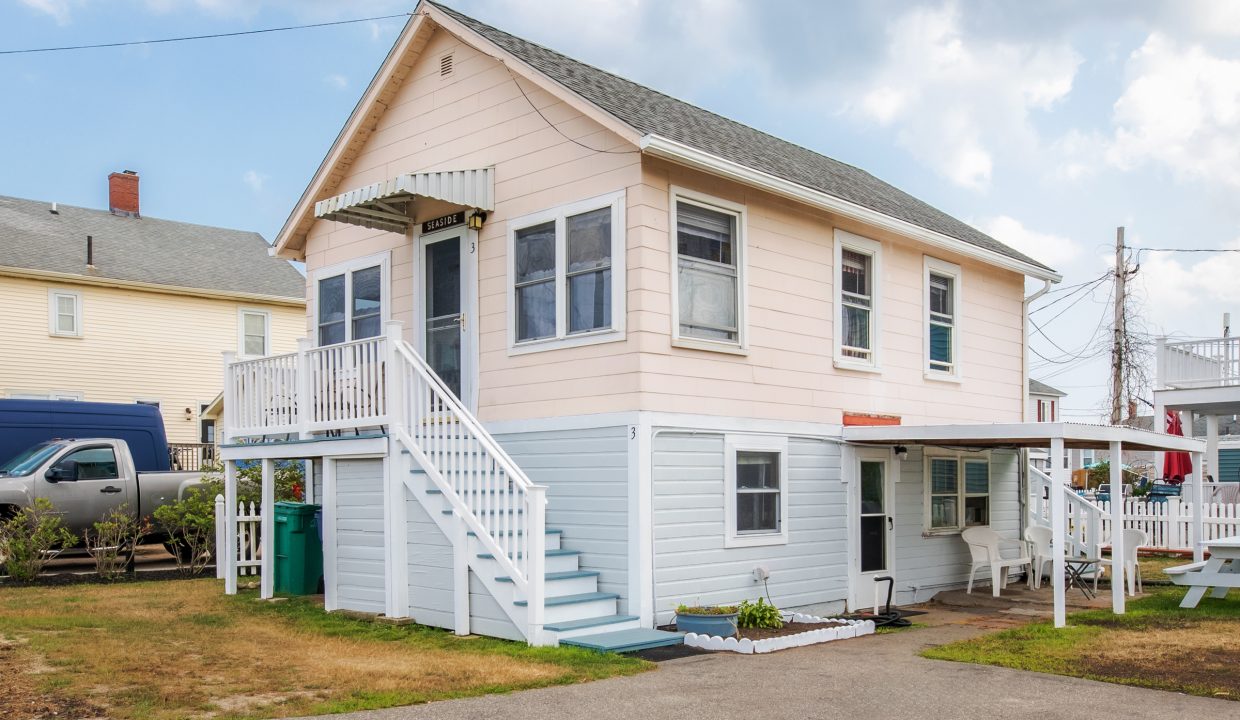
[425,238,462,398]
[860,516,886,572]
[318,274,346,345]
[351,265,382,339]
[567,208,612,334]
[515,221,556,341]
[860,461,884,515]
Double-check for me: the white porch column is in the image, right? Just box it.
[296,337,313,440]
[1206,415,1220,483]
[260,458,275,600]
[224,460,238,595]
[1109,441,1126,614]
[1192,451,1205,562]
[322,457,338,611]
[1153,399,1165,481]
[1050,437,1067,628]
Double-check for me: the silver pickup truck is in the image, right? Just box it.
[0,438,201,540]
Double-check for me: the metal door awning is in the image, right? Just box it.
[314,168,494,233]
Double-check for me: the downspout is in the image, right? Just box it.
[1020,279,1053,543]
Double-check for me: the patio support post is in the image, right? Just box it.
[1153,398,1165,482]
[1206,415,1219,484]
[1109,441,1126,614]
[1192,451,1205,562]
[224,459,238,595]
[260,458,275,600]
[1050,437,1067,628]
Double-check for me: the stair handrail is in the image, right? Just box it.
[1028,464,1105,556]
[390,338,546,643]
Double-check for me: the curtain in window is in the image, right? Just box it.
[351,266,383,339]
[318,275,346,346]
[566,208,611,334]
[677,202,738,342]
[515,221,556,341]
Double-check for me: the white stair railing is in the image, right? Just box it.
[1028,465,1105,557]
[390,338,547,644]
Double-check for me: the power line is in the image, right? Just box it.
[0,13,411,55]
[1030,273,1109,317]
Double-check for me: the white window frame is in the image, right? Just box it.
[506,190,627,354]
[48,289,82,337]
[669,186,748,355]
[923,256,963,381]
[833,230,881,371]
[237,308,271,358]
[923,452,991,535]
[7,390,83,401]
[310,251,391,347]
[724,434,789,548]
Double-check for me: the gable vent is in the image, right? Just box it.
[440,52,454,78]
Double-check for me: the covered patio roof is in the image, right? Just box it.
[843,421,1205,453]
[314,168,494,234]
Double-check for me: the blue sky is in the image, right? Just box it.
[6,0,1240,418]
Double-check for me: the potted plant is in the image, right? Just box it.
[674,603,739,636]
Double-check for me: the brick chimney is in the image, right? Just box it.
[108,170,140,218]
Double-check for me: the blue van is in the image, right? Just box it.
[0,400,171,471]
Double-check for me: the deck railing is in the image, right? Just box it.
[1157,336,1240,389]
[169,442,217,471]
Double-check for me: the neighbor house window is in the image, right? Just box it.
[1036,399,1056,422]
[48,290,81,337]
[926,455,991,532]
[672,189,745,349]
[834,230,881,368]
[239,309,270,357]
[924,257,962,378]
[508,191,625,351]
[724,435,788,547]
[314,253,389,346]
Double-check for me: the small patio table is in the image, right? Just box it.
[1063,557,1100,600]
[1166,535,1240,608]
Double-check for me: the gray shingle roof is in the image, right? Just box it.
[0,195,305,300]
[431,1,1053,274]
[1029,379,1067,397]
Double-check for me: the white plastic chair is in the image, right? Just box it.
[962,526,1033,597]
[1095,528,1148,596]
[1024,525,1054,589]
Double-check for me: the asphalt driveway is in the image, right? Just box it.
[302,612,1236,720]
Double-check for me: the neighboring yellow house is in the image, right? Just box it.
[0,171,305,447]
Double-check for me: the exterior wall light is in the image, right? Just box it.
[467,211,487,230]
[894,445,909,460]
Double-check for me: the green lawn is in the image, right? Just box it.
[0,579,649,720]
[923,588,1239,700]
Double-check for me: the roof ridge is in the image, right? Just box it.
[0,194,268,241]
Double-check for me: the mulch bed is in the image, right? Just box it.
[0,568,200,588]
[737,621,846,641]
[0,641,104,720]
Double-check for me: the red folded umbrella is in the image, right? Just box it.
[1163,411,1192,485]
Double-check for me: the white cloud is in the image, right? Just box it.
[19,0,73,25]
[323,73,348,90]
[242,170,267,193]
[977,215,1082,269]
[1107,33,1240,190]
[845,2,1081,190]
[1132,241,1240,331]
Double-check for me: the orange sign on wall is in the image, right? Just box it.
[842,412,902,427]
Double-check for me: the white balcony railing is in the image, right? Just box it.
[1156,336,1240,390]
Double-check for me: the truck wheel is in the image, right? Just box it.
[163,541,195,564]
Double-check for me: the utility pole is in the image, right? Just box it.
[1111,227,1126,426]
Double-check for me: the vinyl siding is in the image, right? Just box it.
[892,447,1022,604]
[652,431,846,623]
[492,425,630,613]
[0,274,302,443]
[334,458,386,613]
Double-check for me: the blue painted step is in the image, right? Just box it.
[560,628,685,653]
[513,591,618,608]
[544,615,639,633]
[476,548,579,560]
[495,570,598,583]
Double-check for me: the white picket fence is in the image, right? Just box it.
[214,495,261,578]
[1096,498,1240,551]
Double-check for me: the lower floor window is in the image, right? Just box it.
[725,436,789,547]
[926,456,990,532]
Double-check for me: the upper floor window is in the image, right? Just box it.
[924,257,962,379]
[508,191,626,353]
[239,309,270,357]
[672,188,746,351]
[1036,398,1056,422]
[48,290,81,337]
[834,230,881,369]
[314,253,388,346]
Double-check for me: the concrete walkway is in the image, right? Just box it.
[304,609,1236,720]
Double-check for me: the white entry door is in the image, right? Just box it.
[418,226,477,411]
[856,453,895,600]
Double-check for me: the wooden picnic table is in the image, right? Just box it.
[1165,535,1240,608]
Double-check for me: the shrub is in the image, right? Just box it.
[84,504,150,581]
[152,486,217,577]
[675,604,739,615]
[0,498,76,581]
[738,597,783,630]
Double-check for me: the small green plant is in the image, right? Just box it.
[84,504,150,581]
[737,597,783,630]
[675,604,739,615]
[0,498,76,581]
[152,486,217,576]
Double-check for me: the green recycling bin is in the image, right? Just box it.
[273,501,323,595]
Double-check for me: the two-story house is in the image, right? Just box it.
[0,171,306,460]
[217,2,1203,647]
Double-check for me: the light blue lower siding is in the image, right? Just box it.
[334,458,386,614]
[652,433,846,622]
[892,448,1022,605]
[491,425,631,613]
